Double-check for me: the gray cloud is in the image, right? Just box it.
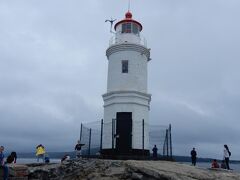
[0,0,240,159]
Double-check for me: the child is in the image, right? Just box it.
[211,159,219,168]
[44,154,50,164]
[221,160,226,169]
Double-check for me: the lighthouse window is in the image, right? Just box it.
[133,24,139,35]
[122,60,128,73]
[122,23,131,33]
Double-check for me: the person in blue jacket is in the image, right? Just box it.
[152,145,158,160]
[191,147,197,166]
[0,146,8,180]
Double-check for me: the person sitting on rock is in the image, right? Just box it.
[211,159,219,168]
[6,152,17,164]
[221,160,226,169]
[12,152,17,163]
[61,154,70,163]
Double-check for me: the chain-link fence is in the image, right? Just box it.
[149,124,172,157]
[79,121,101,156]
[79,119,172,159]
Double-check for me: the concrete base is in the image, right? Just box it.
[101,149,150,160]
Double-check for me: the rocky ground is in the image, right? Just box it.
[8,159,240,180]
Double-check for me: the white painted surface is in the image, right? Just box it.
[103,19,151,152]
[116,32,141,44]
[109,33,147,47]
[107,50,148,93]
[102,101,149,150]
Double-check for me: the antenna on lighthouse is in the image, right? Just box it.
[128,0,131,11]
[105,17,116,33]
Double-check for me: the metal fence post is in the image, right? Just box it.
[163,139,166,156]
[88,128,92,158]
[163,129,169,157]
[80,123,83,142]
[112,119,114,150]
[166,129,169,157]
[100,119,103,152]
[169,124,172,158]
[142,119,144,156]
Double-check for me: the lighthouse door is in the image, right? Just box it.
[116,112,132,155]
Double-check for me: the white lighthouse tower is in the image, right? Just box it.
[102,11,151,156]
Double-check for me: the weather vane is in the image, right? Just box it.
[105,0,131,33]
[105,17,116,33]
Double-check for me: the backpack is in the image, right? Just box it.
[228,151,231,156]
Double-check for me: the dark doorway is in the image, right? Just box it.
[116,112,132,155]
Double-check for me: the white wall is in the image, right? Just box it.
[102,101,150,150]
[103,36,151,152]
[107,50,148,93]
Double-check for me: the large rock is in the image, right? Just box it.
[8,164,29,177]
[22,159,240,180]
[125,160,240,180]
[1,164,28,180]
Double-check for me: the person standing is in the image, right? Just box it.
[75,140,84,158]
[36,144,46,162]
[191,148,197,166]
[152,145,158,160]
[223,144,231,170]
[0,146,8,180]
[44,153,50,164]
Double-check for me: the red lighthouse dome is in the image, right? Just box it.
[114,11,143,32]
[125,11,132,18]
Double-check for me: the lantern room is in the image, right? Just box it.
[113,11,145,45]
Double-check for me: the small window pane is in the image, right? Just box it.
[133,24,139,34]
[126,23,131,33]
[122,23,127,33]
[122,23,131,33]
[122,60,128,73]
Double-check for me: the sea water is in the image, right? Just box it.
[17,158,61,164]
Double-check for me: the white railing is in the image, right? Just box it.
[109,33,148,47]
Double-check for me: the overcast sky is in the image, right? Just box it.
[0,0,240,160]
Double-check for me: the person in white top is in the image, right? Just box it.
[223,144,231,170]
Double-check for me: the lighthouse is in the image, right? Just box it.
[102,11,151,156]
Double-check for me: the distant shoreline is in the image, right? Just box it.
[13,152,240,163]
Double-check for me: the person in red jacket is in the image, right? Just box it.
[211,159,219,168]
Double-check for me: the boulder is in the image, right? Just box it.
[125,160,240,180]
[8,164,29,177]
[12,159,240,180]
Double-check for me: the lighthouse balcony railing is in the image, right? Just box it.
[109,34,147,47]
